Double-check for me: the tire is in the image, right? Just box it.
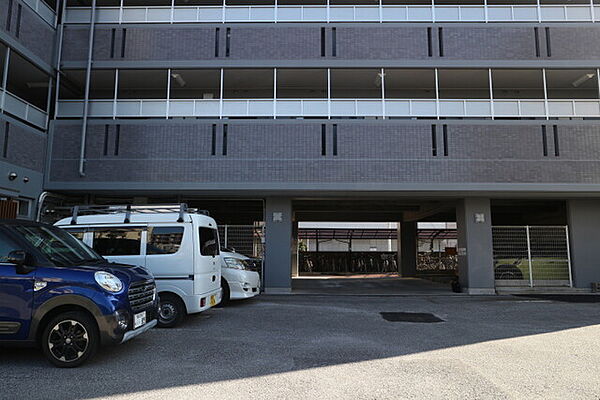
[495,265,524,280]
[41,311,99,368]
[157,293,185,328]
[219,277,231,307]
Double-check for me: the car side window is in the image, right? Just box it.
[199,227,219,257]
[63,229,85,241]
[146,226,184,255]
[0,231,20,263]
[92,228,143,256]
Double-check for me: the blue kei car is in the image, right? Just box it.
[0,220,158,367]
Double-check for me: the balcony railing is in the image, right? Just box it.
[22,0,56,27]
[64,4,599,24]
[56,98,600,119]
[1,89,48,129]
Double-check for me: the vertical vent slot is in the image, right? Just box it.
[442,125,448,156]
[534,27,540,58]
[321,124,327,156]
[103,125,109,156]
[6,0,13,32]
[321,27,326,57]
[541,125,548,157]
[15,4,21,38]
[331,27,337,57]
[215,28,220,57]
[431,125,437,156]
[332,124,338,156]
[114,125,120,156]
[427,27,433,57]
[222,124,228,155]
[545,27,552,57]
[438,27,444,57]
[211,124,217,156]
[225,28,231,57]
[110,28,116,58]
[3,122,9,158]
[121,29,127,58]
[553,125,559,157]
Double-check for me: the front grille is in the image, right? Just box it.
[128,280,155,313]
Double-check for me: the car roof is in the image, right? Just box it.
[0,219,52,227]
[54,212,217,227]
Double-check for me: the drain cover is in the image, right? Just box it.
[380,312,444,323]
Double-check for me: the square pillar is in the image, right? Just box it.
[399,221,417,277]
[456,198,495,295]
[567,199,600,289]
[264,197,293,293]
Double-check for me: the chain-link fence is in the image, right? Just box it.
[492,226,572,287]
[218,225,264,258]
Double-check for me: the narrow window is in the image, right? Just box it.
[442,125,448,156]
[147,226,184,255]
[92,228,143,256]
[199,227,220,256]
[545,27,551,57]
[121,29,127,58]
[332,124,338,156]
[215,28,220,57]
[431,125,437,156]
[321,124,326,156]
[331,28,337,57]
[427,27,433,57]
[3,122,9,158]
[222,124,228,155]
[438,27,444,57]
[114,125,120,156]
[534,27,540,58]
[15,4,21,38]
[225,28,231,58]
[103,125,109,156]
[553,125,559,157]
[211,124,217,155]
[321,27,326,57]
[110,28,116,58]
[541,125,548,157]
[6,0,13,32]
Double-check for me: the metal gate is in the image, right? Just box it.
[218,224,264,258]
[492,226,572,287]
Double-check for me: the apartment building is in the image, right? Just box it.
[2,0,600,293]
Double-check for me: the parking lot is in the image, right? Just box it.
[2,294,600,400]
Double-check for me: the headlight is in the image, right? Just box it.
[223,257,246,270]
[95,271,123,293]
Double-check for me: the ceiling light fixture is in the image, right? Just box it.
[170,73,186,88]
[571,73,595,88]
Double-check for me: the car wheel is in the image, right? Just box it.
[219,277,231,307]
[41,311,99,368]
[157,294,185,328]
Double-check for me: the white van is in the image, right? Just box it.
[220,249,261,304]
[54,205,222,328]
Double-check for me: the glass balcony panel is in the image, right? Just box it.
[194,100,220,116]
[141,101,167,116]
[407,6,432,21]
[250,6,275,21]
[330,6,355,21]
[248,100,274,116]
[146,7,171,22]
[169,100,195,116]
[116,100,142,117]
[461,6,485,21]
[122,8,148,22]
[277,6,302,21]
[566,6,592,21]
[385,100,410,116]
[541,6,567,21]
[512,6,538,21]
[197,7,222,21]
[303,100,328,116]
[410,100,436,116]
[520,100,546,116]
[330,100,356,116]
[174,7,200,22]
[355,6,380,21]
[88,100,114,117]
[382,6,408,21]
[65,8,92,23]
[487,6,513,21]
[548,101,574,117]
[436,6,460,21]
[225,7,251,21]
[223,100,249,116]
[4,94,28,120]
[302,6,327,21]
[96,8,120,22]
[439,100,465,116]
[57,101,84,117]
[573,101,600,116]
[357,100,383,116]
[493,100,519,116]
[276,100,302,116]
[28,108,48,128]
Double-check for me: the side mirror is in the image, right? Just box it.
[8,250,35,275]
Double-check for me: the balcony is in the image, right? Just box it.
[1,89,48,129]
[64,4,600,24]
[23,0,56,27]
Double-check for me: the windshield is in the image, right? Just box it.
[14,225,104,267]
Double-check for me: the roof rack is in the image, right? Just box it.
[64,203,210,225]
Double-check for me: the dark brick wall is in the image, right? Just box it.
[336,27,429,60]
[48,121,600,185]
[228,27,321,60]
[548,26,600,60]
[0,119,47,172]
[0,0,55,66]
[442,26,537,60]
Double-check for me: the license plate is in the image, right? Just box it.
[209,295,217,306]
[134,311,147,329]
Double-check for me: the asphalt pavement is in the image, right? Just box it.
[1,294,599,400]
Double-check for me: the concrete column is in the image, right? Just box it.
[399,221,417,277]
[456,198,495,295]
[264,197,293,293]
[291,220,299,278]
[567,199,600,289]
